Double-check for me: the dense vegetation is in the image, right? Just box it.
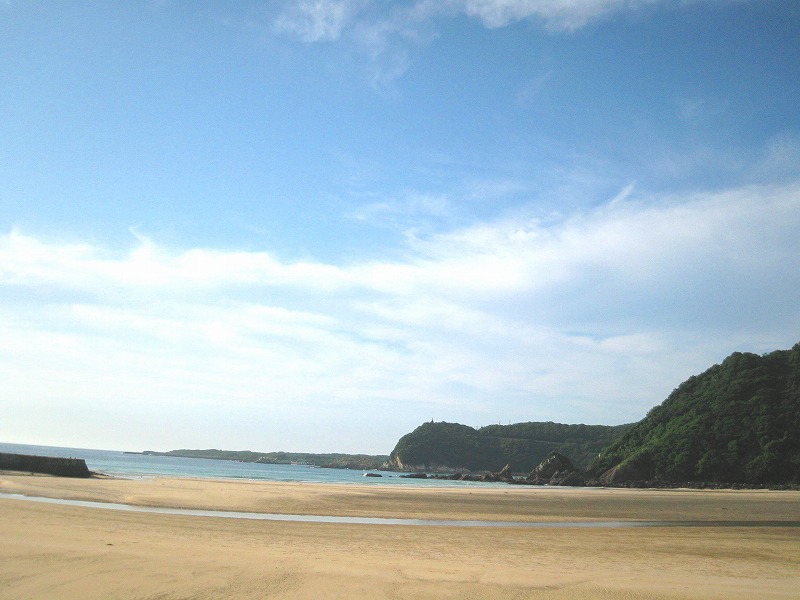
[387,421,631,473]
[142,449,388,470]
[589,344,800,484]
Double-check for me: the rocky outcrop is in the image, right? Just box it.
[497,464,515,481]
[424,464,520,483]
[597,461,648,486]
[0,452,91,478]
[526,451,585,486]
[381,454,472,473]
[468,464,517,482]
[550,470,585,486]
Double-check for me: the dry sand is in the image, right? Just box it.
[1,473,798,599]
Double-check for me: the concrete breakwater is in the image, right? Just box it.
[0,452,91,478]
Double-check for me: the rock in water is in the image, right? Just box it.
[497,464,515,481]
[527,451,585,486]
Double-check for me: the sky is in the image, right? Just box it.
[1,0,799,454]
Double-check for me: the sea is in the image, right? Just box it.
[0,442,508,488]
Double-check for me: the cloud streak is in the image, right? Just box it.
[268,0,693,85]
[272,0,369,42]
[433,0,660,31]
[274,0,674,40]
[3,180,799,451]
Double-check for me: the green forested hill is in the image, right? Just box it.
[386,420,631,472]
[589,343,800,484]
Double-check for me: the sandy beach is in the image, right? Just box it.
[1,474,798,599]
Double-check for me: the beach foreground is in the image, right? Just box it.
[1,474,798,599]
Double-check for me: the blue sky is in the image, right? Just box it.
[2,0,799,454]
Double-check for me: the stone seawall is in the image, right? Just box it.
[0,452,91,478]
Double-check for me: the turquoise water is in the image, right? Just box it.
[0,442,507,488]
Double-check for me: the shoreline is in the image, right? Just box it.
[3,472,800,521]
[2,474,798,599]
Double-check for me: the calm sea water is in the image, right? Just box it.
[0,442,507,488]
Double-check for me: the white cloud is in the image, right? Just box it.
[436,0,658,31]
[2,180,799,450]
[268,0,689,86]
[270,0,434,86]
[0,229,350,293]
[274,0,679,46]
[272,0,368,42]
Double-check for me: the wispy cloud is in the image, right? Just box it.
[751,131,800,183]
[270,0,436,86]
[433,0,661,31]
[351,191,452,236]
[515,70,554,106]
[2,180,798,449]
[268,0,687,85]
[272,0,369,42]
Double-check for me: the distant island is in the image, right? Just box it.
[129,449,388,471]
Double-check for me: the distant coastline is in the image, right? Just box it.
[127,448,389,471]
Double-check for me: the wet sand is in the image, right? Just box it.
[1,473,798,599]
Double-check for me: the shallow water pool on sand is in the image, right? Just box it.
[2,493,799,528]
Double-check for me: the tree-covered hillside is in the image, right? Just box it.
[589,343,800,484]
[387,420,631,473]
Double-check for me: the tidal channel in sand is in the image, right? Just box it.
[3,491,799,529]
[1,474,798,599]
